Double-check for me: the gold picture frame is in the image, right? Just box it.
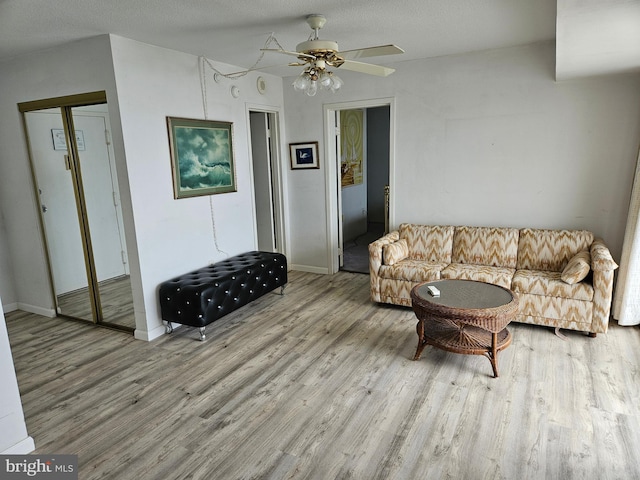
[167,116,236,198]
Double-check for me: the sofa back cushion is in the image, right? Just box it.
[399,224,455,263]
[517,228,594,272]
[450,226,520,268]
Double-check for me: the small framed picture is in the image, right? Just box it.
[51,129,85,151]
[290,142,319,170]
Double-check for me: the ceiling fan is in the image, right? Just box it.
[262,14,404,95]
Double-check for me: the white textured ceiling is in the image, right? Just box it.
[0,0,558,74]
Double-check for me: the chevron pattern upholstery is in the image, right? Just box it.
[369,224,618,335]
[517,228,593,271]
[450,226,519,267]
[512,269,593,301]
[441,263,515,288]
[399,224,455,262]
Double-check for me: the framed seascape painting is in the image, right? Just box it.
[290,142,319,170]
[167,117,236,198]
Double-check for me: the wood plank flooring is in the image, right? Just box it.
[57,275,135,329]
[6,270,640,479]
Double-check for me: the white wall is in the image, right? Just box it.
[0,34,285,340]
[109,36,285,340]
[283,41,640,271]
[0,35,119,317]
[0,301,34,454]
[0,211,16,311]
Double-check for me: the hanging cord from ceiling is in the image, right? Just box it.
[199,33,285,81]
[197,33,284,261]
[198,55,229,259]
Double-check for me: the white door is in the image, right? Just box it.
[72,108,128,282]
[27,109,88,295]
[250,111,276,252]
[28,110,127,294]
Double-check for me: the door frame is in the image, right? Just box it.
[323,97,396,274]
[246,104,289,259]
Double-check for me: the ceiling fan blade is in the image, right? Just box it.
[338,60,396,77]
[261,48,315,60]
[339,44,404,60]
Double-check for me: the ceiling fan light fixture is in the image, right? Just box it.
[270,14,403,97]
[294,67,342,96]
[319,70,332,88]
[328,73,343,92]
[306,80,318,96]
[292,71,311,91]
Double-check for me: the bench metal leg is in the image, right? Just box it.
[165,322,173,334]
[280,285,286,296]
[199,326,206,342]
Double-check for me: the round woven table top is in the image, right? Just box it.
[411,279,518,333]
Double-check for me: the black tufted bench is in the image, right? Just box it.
[159,251,287,341]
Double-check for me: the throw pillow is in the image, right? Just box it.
[561,250,591,284]
[383,239,409,266]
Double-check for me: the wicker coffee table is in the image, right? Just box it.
[410,279,518,377]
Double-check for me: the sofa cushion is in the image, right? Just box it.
[516,229,594,272]
[561,250,591,284]
[451,226,519,268]
[399,224,455,263]
[512,269,593,301]
[382,239,409,266]
[378,260,448,283]
[440,263,515,289]
[516,293,593,327]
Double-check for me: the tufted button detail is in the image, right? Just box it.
[159,251,287,331]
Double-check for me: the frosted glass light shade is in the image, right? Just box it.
[293,73,310,91]
[306,80,318,96]
[329,74,343,92]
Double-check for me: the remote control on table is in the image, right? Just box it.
[427,285,440,297]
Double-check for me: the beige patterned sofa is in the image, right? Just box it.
[369,224,619,336]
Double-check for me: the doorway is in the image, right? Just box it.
[340,106,390,273]
[324,98,395,275]
[249,109,285,254]
[19,92,135,332]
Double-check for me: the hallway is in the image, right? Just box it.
[341,223,384,274]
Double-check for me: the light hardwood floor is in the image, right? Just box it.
[6,270,640,479]
[57,275,135,330]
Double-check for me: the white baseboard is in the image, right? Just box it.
[17,303,56,318]
[2,436,35,454]
[290,264,329,275]
[134,323,167,342]
[1,302,18,313]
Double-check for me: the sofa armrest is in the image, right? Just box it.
[368,231,400,302]
[590,238,619,272]
[590,239,619,333]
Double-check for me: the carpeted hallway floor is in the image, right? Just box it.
[341,224,385,274]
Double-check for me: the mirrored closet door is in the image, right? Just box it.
[20,93,135,332]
